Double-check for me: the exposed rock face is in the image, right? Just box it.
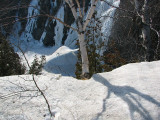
[31,0,65,46]
[0,0,75,46]
[0,0,31,34]
[108,0,160,61]
[0,0,119,48]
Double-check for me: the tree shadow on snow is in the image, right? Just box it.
[92,74,160,120]
[44,52,77,77]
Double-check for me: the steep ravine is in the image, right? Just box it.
[1,0,120,48]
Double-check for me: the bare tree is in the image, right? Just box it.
[0,0,99,78]
[64,0,98,78]
[103,0,160,61]
[134,0,152,61]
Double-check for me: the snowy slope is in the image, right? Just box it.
[0,59,160,120]
[43,46,77,77]
[1,0,159,119]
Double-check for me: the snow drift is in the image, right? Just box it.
[0,60,160,120]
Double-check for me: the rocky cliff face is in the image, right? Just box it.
[108,0,160,61]
[0,0,119,48]
[8,0,77,47]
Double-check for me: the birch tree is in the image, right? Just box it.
[0,0,99,78]
[64,0,98,78]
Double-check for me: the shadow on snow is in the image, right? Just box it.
[92,74,160,120]
[44,52,77,77]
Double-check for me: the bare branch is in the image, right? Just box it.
[0,5,77,32]
[46,14,78,31]
[11,43,54,118]
[75,0,83,18]
[101,0,136,15]
[150,18,160,55]
[65,0,78,19]
[82,0,85,17]
[0,89,38,99]
[83,0,98,31]
[0,4,28,12]
[0,13,77,32]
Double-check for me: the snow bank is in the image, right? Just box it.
[43,46,78,77]
[0,61,160,120]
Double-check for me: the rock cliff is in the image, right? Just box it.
[0,0,119,48]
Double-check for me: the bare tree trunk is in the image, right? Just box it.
[78,33,89,75]
[76,16,90,78]
[65,0,98,78]
[134,0,152,61]
[141,0,152,61]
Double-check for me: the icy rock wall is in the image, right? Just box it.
[8,0,119,48]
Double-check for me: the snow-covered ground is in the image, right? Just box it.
[2,0,159,119]
[16,41,78,77]
[0,45,160,120]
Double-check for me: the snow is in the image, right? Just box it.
[99,0,120,44]
[94,0,120,54]
[21,0,40,42]
[54,6,65,47]
[0,46,160,120]
[97,0,120,43]
[1,0,160,120]
[43,46,77,77]
[64,23,77,48]
[8,0,119,50]
[8,0,41,52]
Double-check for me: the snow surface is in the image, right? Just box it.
[16,41,77,77]
[97,0,120,43]
[2,0,160,120]
[43,46,77,77]
[0,46,160,120]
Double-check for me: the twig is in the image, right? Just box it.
[0,89,38,99]
[11,43,54,118]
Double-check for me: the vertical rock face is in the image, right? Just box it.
[108,0,160,61]
[0,0,119,48]
[2,0,77,47]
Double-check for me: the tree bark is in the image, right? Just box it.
[76,16,90,77]
[64,0,98,78]
[78,32,89,75]
[134,0,152,61]
[83,0,98,31]
[141,0,152,61]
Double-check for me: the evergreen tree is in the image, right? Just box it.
[29,55,46,75]
[0,33,25,76]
